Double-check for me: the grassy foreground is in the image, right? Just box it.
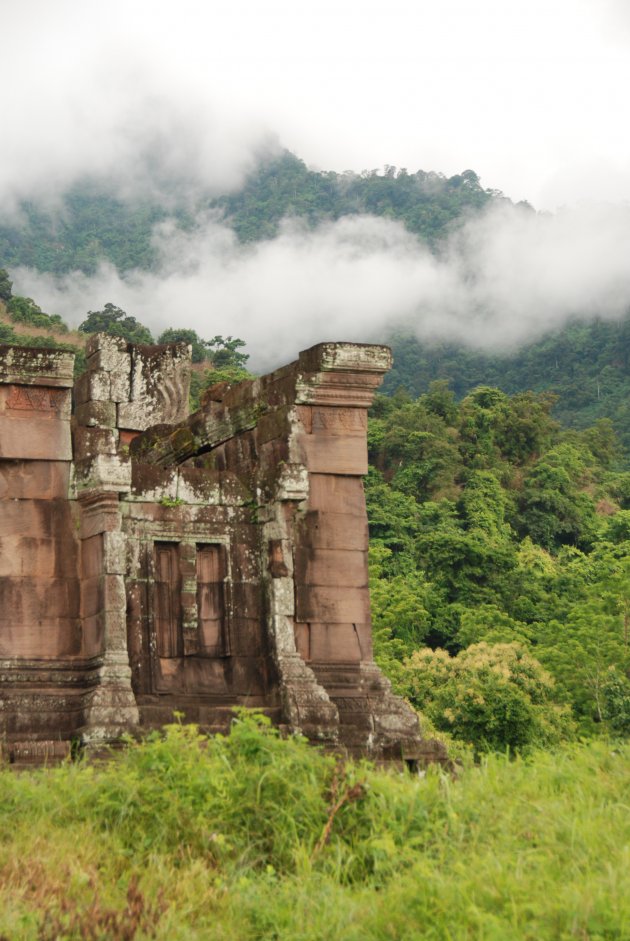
[0,715,628,941]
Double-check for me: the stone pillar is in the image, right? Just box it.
[77,491,139,744]
[73,335,138,743]
[288,343,424,761]
[260,463,339,744]
[74,332,193,744]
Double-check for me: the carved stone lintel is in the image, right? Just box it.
[6,385,67,412]
[131,401,262,467]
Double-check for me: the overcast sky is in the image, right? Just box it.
[4,0,630,209]
[5,0,630,365]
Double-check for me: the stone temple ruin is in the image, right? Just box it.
[0,335,436,766]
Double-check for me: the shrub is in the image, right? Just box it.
[402,642,573,754]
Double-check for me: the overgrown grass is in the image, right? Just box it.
[0,714,628,940]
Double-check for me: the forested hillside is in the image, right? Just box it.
[0,276,249,396]
[0,152,498,275]
[385,321,630,457]
[367,384,630,751]
[210,152,497,245]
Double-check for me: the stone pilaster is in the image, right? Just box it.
[288,343,424,761]
[77,491,139,743]
[73,339,138,744]
[259,465,339,744]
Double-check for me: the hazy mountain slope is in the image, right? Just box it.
[0,181,174,275]
[2,148,630,457]
[0,151,501,276]
[211,151,498,245]
[385,318,630,457]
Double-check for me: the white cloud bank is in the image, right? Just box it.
[4,0,630,209]
[12,201,630,372]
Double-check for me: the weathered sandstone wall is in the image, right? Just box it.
[0,336,442,767]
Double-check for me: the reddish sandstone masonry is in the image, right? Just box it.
[0,336,443,767]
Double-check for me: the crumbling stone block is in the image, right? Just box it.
[75,400,117,428]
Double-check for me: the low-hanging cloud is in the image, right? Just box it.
[12,200,630,372]
[5,0,630,211]
[0,2,277,211]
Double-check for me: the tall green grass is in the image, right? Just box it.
[0,714,628,940]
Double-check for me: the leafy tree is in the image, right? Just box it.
[365,469,422,570]
[0,268,12,302]
[0,323,17,343]
[416,478,517,609]
[369,399,461,501]
[578,418,619,468]
[422,379,459,425]
[189,367,252,409]
[493,391,558,465]
[206,335,249,370]
[605,510,630,543]
[455,604,533,648]
[601,668,630,734]
[402,642,572,754]
[78,303,154,344]
[158,328,209,363]
[458,470,510,536]
[517,444,598,549]
[457,386,508,470]
[369,544,438,651]
[536,617,627,733]
[533,555,630,731]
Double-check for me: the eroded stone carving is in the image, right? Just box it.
[0,336,442,767]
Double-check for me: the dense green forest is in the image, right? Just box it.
[385,321,630,457]
[367,383,630,752]
[0,152,499,275]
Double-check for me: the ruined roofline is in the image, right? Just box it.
[83,334,192,358]
[253,342,393,389]
[130,341,393,468]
